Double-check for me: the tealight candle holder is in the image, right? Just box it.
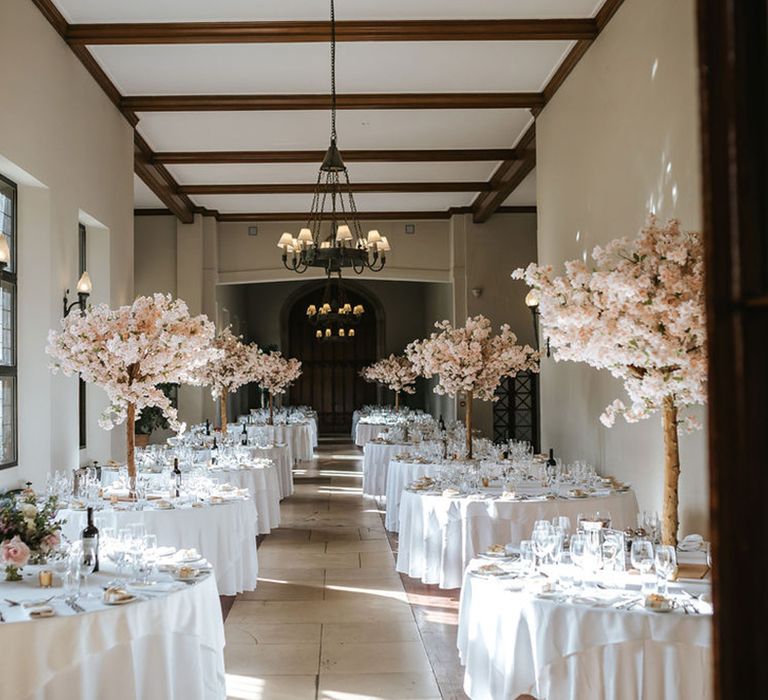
[39,570,53,588]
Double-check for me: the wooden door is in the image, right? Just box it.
[288,285,378,434]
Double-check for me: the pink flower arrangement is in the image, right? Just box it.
[198,327,262,400]
[361,355,418,395]
[512,217,706,430]
[406,315,539,402]
[46,294,221,433]
[1,536,30,568]
[254,351,303,396]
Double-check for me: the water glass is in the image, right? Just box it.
[654,544,677,595]
[519,540,536,575]
[630,538,655,594]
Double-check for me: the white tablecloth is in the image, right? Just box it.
[457,567,712,699]
[355,422,389,447]
[362,442,409,497]
[210,464,281,534]
[247,423,314,462]
[384,459,444,532]
[0,566,225,700]
[396,489,639,589]
[247,445,293,499]
[61,498,259,596]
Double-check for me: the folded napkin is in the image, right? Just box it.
[677,534,705,551]
[26,605,55,619]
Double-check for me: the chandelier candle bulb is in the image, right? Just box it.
[339,328,345,337]
[277,232,294,249]
[307,305,317,316]
[349,329,355,337]
[379,237,391,252]
[316,330,322,339]
[336,224,352,242]
[298,228,313,244]
[367,230,382,245]
[325,328,331,338]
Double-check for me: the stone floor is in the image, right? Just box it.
[223,438,465,700]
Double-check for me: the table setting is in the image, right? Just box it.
[395,444,639,588]
[0,487,226,699]
[457,517,713,699]
[353,407,434,447]
[49,469,259,596]
[242,408,315,462]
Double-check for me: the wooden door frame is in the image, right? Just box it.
[697,0,768,696]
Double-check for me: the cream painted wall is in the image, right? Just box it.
[0,0,134,490]
[536,0,707,534]
[217,220,451,285]
[134,215,177,296]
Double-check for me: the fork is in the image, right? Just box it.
[4,598,19,607]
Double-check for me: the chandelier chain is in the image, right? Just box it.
[330,0,337,143]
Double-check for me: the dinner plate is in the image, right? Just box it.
[104,594,138,606]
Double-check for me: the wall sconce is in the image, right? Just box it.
[0,235,10,270]
[63,271,93,317]
[525,289,550,357]
[471,287,482,298]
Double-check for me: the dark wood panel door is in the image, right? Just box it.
[288,285,378,434]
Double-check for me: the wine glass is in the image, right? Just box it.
[630,539,655,594]
[569,534,588,588]
[532,522,554,569]
[654,544,677,595]
[78,539,98,599]
[142,534,159,584]
[518,540,536,576]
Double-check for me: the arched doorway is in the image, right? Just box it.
[286,281,381,434]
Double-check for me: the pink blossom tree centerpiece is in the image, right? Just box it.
[406,315,539,459]
[47,294,220,490]
[360,354,418,409]
[513,218,706,545]
[254,351,302,425]
[198,327,262,428]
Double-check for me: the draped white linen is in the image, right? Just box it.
[457,568,712,699]
[247,445,293,498]
[384,459,443,532]
[354,422,388,447]
[209,464,281,534]
[0,569,225,700]
[60,499,259,596]
[246,423,314,462]
[396,490,639,589]
[362,442,409,497]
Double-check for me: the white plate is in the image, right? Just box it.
[103,594,138,606]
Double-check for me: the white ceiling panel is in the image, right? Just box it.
[91,41,571,95]
[167,161,500,185]
[54,1,605,23]
[190,192,476,213]
[133,174,164,207]
[502,169,536,206]
[137,109,531,151]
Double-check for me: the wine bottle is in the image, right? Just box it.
[211,436,219,465]
[82,507,99,573]
[205,418,210,436]
[438,415,446,432]
[241,422,248,446]
[173,458,182,498]
[546,448,556,468]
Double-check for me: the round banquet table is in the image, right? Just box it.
[457,564,712,699]
[208,464,281,534]
[384,458,444,532]
[0,565,225,700]
[60,498,259,596]
[362,442,410,497]
[247,423,313,462]
[248,445,293,499]
[355,422,389,447]
[396,489,639,589]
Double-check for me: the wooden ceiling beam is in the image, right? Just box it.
[474,0,627,222]
[67,19,597,45]
[134,134,196,223]
[213,206,536,223]
[153,148,517,164]
[122,93,544,112]
[181,182,489,195]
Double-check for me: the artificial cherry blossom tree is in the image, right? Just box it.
[47,294,220,486]
[254,351,303,425]
[407,315,538,459]
[513,217,706,545]
[198,327,262,428]
[360,354,418,409]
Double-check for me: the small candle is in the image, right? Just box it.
[39,570,53,588]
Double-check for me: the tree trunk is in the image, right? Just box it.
[466,390,473,460]
[661,396,681,546]
[394,391,400,410]
[268,393,274,426]
[126,402,137,497]
[220,395,228,430]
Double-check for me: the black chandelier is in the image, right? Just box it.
[277,0,390,275]
[307,271,364,341]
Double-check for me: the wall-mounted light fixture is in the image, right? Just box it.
[525,288,550,357]
[471,287,482,298]
[63,271,93,317]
